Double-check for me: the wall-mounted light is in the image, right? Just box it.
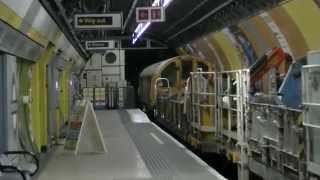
[55,81,59,90]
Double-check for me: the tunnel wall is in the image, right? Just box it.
[0,0,85,151]
[177,0,320,71]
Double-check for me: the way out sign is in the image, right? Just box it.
[136,7,165,23]
[75,13,122,29]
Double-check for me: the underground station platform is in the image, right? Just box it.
[36,109,226,180]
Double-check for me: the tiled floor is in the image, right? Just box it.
[36,109,226,180]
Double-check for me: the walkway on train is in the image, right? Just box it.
[36,109,226,180]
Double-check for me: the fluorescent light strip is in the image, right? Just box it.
[132,0,173,44]
[163,0,173,8]
[132,22,151,44]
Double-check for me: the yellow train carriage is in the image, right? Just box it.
[139,55,216,152]
[139,55,213,108]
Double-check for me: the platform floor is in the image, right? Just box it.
[36,109,226,180]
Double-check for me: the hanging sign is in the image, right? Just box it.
[85,40,118,50]
[75,13,123,29]
[136,7,165,23]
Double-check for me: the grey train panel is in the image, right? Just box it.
[47,56,61,144]
[0,54,6,152]
[0,20,44,62]
[4,55,19,151]
[0,55,19,151]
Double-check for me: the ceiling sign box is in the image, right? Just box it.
[86,40,119,50]
[136,7,165,23]
[86,40,118,50]
[75,13,122,29]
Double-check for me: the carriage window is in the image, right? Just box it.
[162,63,177,86]
[181,61,193,80]
[197,62,209,72]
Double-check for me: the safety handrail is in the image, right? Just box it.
[154,78,170,101]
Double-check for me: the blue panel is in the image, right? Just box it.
[278,61,305,109]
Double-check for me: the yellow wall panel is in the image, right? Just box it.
[59,70,70,124]
[0,2,22,28]
[31,44,55,150]
[30,62,41,150]
[27,28,49,47]
[269,6,309,58]
[206,34,229,70]
[238,23,265,58]
[212,32,242,70]
[250,16,280,49]
[283,0,320,50]
[179,0,320,70]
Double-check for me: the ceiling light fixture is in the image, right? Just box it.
[132,0,173,44]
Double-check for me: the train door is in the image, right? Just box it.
[4,55,19,151]
[0,53,39,153]
[0,54,32,152]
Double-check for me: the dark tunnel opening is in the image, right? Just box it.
[125,49,177,104]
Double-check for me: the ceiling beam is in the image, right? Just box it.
[54,0,88,55]
[167,0,234,41]
[122,0,139,34]
[39,0,89,59]
[163,0,209,35]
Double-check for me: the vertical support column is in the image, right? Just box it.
[238,70,249,180]
[0,54,6,152]
[30,44,55,151]
[227,74,231,138]
[59,69,71,124]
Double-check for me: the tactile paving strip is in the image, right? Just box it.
[118,110,224,180]
[120,112,175,178]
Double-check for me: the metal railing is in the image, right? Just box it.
[302,64,320,178]
[82,85,135,109]
[217,69,250,143]
[188,71,217,133]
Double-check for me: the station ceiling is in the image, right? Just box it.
[40,0,289,59]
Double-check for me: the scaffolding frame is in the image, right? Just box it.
[189,71,217,133]
[302,64,320,178]
[216,69,250,180]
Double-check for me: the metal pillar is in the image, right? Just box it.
[47,56,62,146]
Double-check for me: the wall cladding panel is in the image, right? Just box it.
[178,0,320,70]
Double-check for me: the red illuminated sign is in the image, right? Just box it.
[136,7,165,23]
[151,9,162,20]
[138,9,149,21]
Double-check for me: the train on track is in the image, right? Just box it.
[139,49,320,180]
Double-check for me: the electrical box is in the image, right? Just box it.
[81,50,125,88]
[80,51,126,109]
